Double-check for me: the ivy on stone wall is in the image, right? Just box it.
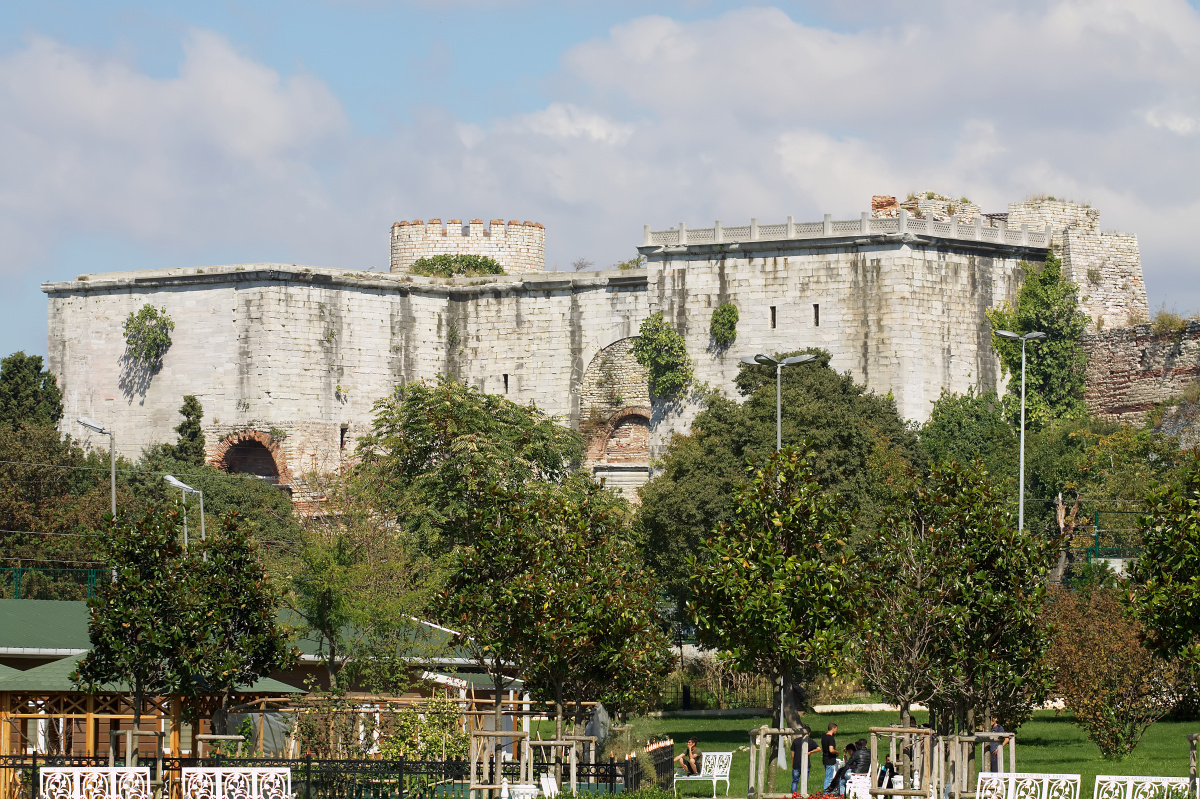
[409,254,505,278]
[123,304,175,372]
[710,303,739,348]
[631,312,693,400]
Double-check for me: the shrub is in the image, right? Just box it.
[409,254,504,278]
[709,303,739,348]
[123,304,175,370]
[615,255,646,270]
[631,313,693,399]
[1151,307,1188,336]
[1046,583,1179,759]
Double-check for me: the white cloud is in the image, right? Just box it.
[7,0,1200,337]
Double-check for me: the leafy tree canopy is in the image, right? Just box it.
[919,389,1017,490]
[688,444,857,726]
[123,305,175,371]
[859,461,1056,733]
[637,349,920,606]
[445,475,669,736]
[352,376,585,552]
[0,351,62,429]
[1128,452,1200,673]
[986,248,1090,427]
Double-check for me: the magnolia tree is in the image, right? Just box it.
[688,445,857,729]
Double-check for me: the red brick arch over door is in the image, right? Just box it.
[585,406,652,466]
[208,430,292,490]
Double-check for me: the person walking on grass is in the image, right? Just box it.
[822,723,838,792]
[791,725,818,794]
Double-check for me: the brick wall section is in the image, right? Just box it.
[1082,321,1200,423]
[604,417,650,463]
[390,218,545,275]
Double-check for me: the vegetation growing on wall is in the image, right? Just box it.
[987,248,1090,427]
[631,313,693,400]
[123,305,175,371]
[409,254,505,278]
[709,303,739,348]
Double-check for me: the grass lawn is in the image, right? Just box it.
[535,710,1197,799]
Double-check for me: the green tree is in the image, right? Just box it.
[986,248,1090,426]
[0,424,115,585]
[638,349,920,607]
[286,482,443,691]
[0,351,62,429]
[857,461,1056,731]
[1128,452,1200,672]
[189,512,298,732]
[73,505,193,724]
[909,461,1057,733]
[172,396,206,465]
[631,312,693,399]
[352,376,584,552]
[919,389,1017,489]
[445,476,669,737]
[688,445,857,728]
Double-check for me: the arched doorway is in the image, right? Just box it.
[209,430,290,490]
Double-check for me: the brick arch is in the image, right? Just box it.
[585,406,652,466]
[208,429,292,489]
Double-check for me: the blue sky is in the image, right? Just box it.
[3,0,1200,358]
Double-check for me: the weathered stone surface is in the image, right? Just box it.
[390,219,545,275]
[1082,321,1200,423]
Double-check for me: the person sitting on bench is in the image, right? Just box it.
[675,737,703,775]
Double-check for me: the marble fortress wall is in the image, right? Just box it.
[43,198,1144,499]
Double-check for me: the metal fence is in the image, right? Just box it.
[1,568,105,600]
[0,754,639,799]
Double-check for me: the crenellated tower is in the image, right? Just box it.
[390,218,545,275]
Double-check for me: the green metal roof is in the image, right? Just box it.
[0,600,465,662]
[0,663,19,678]
[0,600,90,652]
[0,654,118,692]
[0,655,303,694]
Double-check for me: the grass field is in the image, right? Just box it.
[536,710,1198,799]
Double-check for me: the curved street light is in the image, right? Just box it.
[740,353,819,452]
[164,474,204,550]
[994,330,1046,531]
[77,418,116,517]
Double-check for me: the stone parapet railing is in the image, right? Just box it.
[644,210,1051,249]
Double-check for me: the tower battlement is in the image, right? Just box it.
[390,218,545,275]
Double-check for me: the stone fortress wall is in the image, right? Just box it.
[390,218,545,275]
[43,195,1158,501]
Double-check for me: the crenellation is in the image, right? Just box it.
[390,216,546,275]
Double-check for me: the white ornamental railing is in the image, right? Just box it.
[40,767,151,799]
[181,768,292,799]
[976,772,1081,799]
[644,211,1051,249]
[1094,775,1191,799]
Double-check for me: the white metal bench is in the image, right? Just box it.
[1094,775,1190,799]
[181,767,291,799]
[40,768,150,799]
[977,772,1081,799]
[846,774,872,799]
[673,752,732,798]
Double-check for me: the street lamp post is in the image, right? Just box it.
[741,353,818,452]
[164,475,204,550]
[995,330,1046,531]
[77,418,116,517]
[741,351,817,768]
